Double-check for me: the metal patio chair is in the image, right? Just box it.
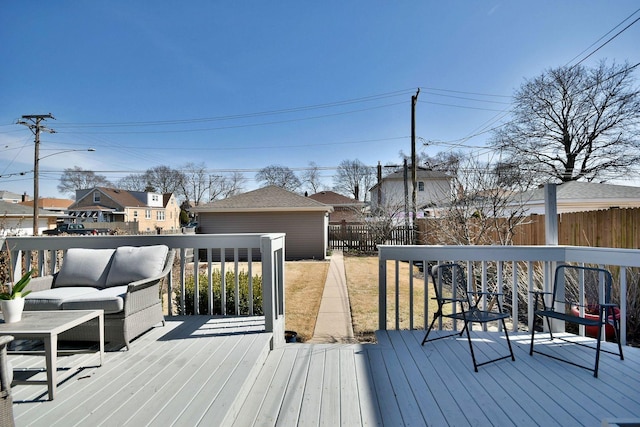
[421,262,515,372]
[530,264,624,377]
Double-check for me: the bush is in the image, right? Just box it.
[174,269,263,316]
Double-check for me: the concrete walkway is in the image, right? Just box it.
[307,250,356,343]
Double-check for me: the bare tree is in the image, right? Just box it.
[427,153,533,246]
[301,162,324,194]
[420,150,464,175]
[208,172,246,201]
[492,61,640,184]
[255,165,301,192]
[144,165,184,194]
[116,174,149,192]
[57,166,112,197]
[333,159,375,201]
[179,162,209,206]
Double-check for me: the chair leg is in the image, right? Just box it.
[594,324,603,378]
[463,322,480,372]
[610,307,625,361]
[529,320,536,356]
[421,312,440,345]
[501,318,515,362]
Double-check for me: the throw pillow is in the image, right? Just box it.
[55,248,116,288]
[105,245,169,287]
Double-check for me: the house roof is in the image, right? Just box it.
[19,198,74,209]
[0,190,24,201]
[369,168,451,191]
[308,191,364,207]
[70,187,151,210]
[192,185,333,213]
[0,200,58,217]
[525,181,640,202]
[513,181,640,214]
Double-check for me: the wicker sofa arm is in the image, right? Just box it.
[126,249,174,293]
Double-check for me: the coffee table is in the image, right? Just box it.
[0,310,104,400]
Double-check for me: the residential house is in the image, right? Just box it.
[369,166,452,218]
[192,185,333,260]
[307,190,365,224]
[19,197,74,220]
[0,190,25,204]
[68,187,181,233]
[511,181,640,215]
[0,200,58,236]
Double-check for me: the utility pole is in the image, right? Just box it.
[17,114,55,236]
[411,88,420,244]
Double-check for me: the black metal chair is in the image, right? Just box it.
[421,263,515,372]
[530,265,624,377]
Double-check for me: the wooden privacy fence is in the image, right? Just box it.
[418,207,640,248]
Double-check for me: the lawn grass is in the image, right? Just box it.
[344,254,436,342]
[284,260,329,342]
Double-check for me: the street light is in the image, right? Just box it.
[33,148,96,236]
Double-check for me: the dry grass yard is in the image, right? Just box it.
[284,260,329,342]
[344,255,435,342]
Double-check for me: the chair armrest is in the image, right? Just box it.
[126,249,175,293]
[27,275,55,292]
[530,290,551,296]
[440,297,467,303]
[600,303,618,308]
[0,336,12,348]
[469,291,504,297]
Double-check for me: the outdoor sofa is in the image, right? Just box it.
[24,245,174,349]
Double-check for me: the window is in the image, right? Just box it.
[133,211,138,219]
[145,210,151,219]
[93,192,101,203]
[152,194,159,202]
[157,210,165,221]
[418,181,425,192]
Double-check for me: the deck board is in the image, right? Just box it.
[9,318,640,427]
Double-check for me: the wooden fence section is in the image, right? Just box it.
[328,224,414,251]
[330,208,640,252]
[419,207,640,249]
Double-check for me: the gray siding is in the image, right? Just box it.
[199,211,327,260]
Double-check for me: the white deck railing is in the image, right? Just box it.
[378,245,640,346]
[3,233,286,347]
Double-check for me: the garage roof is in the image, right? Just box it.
[192,185,333,213]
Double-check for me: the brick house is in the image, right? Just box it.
[307,190,365,224]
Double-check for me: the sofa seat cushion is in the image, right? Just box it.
[24,287,99,311]
[60,286,128,314]
[54,248,116,289]
[105,245,169,288]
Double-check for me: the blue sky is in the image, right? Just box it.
[1,1,639,199]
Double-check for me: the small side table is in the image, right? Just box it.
[0,310,104,400]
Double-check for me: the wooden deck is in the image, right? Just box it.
[10,317,640,426]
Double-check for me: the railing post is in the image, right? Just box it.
[379,256,387,330]
[261,235,285,349]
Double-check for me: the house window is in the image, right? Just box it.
[145,210,151,219]
[152,195,159,202]
[133,211,138,219]
[157,210,165,221]
[93,192,101,203]
[418,181,425,192]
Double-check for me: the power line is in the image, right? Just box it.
[565,9,640,67]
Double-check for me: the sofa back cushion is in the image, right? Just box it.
[54,248,116,288]
[105,245,169,287]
